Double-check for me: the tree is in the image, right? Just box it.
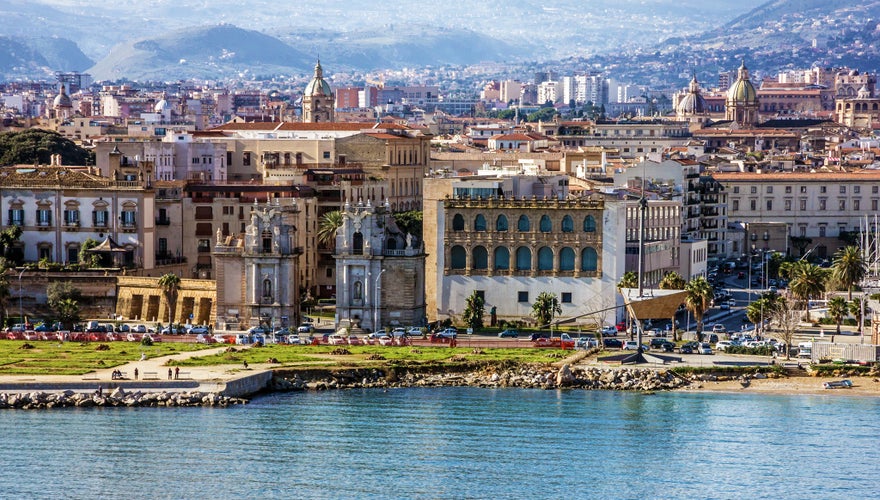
[684,276,713,341]
[79,237,102,268]
[617,271,638,291]
[0,259,10,328]
[658,271,686,341]
[831,246,866,301]
[158,273,181,324]
[769,296,800,360]
[0,226,23,265]
[47,281,82,310]
[317,210,342,248]
[0,129,94,166]
[827,296,848,335]
[531,292,562,328]
[849,298,866,335]
[788,261,828,321]
[746,292,780,334]
[54,298,80,330]
[393,211,423,240]
[461,291,485,330]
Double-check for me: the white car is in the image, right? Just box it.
[715,340,733,352]
[297,323,315,334]
[622,340,648,351]
[712,324,727,333]
[391,327,407,337]
[600,326,617,336]
[407,327,423,336]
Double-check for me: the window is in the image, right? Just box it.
[820,186,826,193]
[583,215,596,232]
[819,226,826,237]
[561,292,572,303]
[474,214,487,231]
[819,199,826,211]
[800,186,807,193]
[784,200,791,211]
[854,186,860,194]
[515,247,531,270]
[854,199,860,211]
[840,186,846,194]
[559,247,575,271]
[581,247,598,271]
[517,215,530,232]
[158,238,167,254]
[198,239,210,252]
[326,268,333,278]
[732,200,739,211]
[323,151,331,159]
[561,215,573,232]
[537,247,553,270]
[36,208,52,226]
[5,205,24,227]
[63,209,80,225]
[539,215,552,233]
[874,186,878,194]
[93,209,108,227]
[121,210,136,227]
[450,246,466,269]
[733,186,739,194]
[473,246,488,269]
[496,215,508,231]
[766,186,773,194]
[785,186,792,194]
[750,186,757,194]
[750,200,756,211]
[873,200,878,211]
[839,199,846,211]
[494,247,510,270]
[766,200,772,211]
[451,214,464,231]
[800,199,807,211]
[518,291,529,303]
[242,152,251,166]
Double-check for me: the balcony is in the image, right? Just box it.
[155,253,187,266]
[155,217,171,226]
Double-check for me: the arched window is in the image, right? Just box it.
[537,247,553,270]
[473,246,488,269]
[539,215,552,233]
[474,214,487,231]
[561,215,574,233]
[496,214,508,231]
[517,215,530,232]
[452,214,464,231]
[494,247,510,270]
[583,215,596,232]
[450,245,467,269]
[516,246,532,270]
[581,247,598,271]
[559,247,575,271]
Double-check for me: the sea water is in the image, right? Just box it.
[0,388,877,499]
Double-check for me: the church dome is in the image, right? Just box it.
[304,60,332,97]
[154,97,171,113]
[53,85,71,108]
[727,60,757,105]
[677,74,707,115]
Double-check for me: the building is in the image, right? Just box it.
[423,173,626,328]
[334,199,426,331]
[302,60,335,123]
[725,61,760,127]
[835,85,880,131]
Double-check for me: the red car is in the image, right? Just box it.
[616,322,626,332]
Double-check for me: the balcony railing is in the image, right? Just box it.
[155,217,171,225]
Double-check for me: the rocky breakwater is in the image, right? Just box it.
[0,387,248,410]
[271,363,690,392]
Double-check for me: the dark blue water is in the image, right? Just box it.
[0,388,876,499]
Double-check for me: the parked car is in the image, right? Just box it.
[188,325,209,335]
[327,334,347,345]
[603,338,623,348]
[622,340,648,351]
[601,325,617,336]
[391,327,407,337]
[615,322,626,332]
[715,341,733,352]
[697,342,713,355]
[286,335,302,345]
[712,324,727,333]
[407,327,423,336]
[679,341,699,354]
[196,334,216,344]
[437,327,458,339]
[297,323,315,334]
[498,329,519,338]
[576,335,598,348]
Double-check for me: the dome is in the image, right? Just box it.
[726,61,757,105]
[154,97,171,113]
[53,85,71,108]
[304,60,332,97]
[677,74,707,115]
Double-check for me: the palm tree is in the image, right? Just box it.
[617,271,638,291]
[849,299,866,335]
[831,246,866,301]
[658,271,686,341]
[317,210,343,248]
[157,273,181,324]
[461,291,485,330]
[55,298,80,331]
[684,276,713,341]
[827,296,848,335]
[531,292,561,328]
[0,261,9,328]
[746,292,780,333]
[788,261,828,321]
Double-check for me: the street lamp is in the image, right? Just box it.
[18,268,25,328]
[373,268,386,332]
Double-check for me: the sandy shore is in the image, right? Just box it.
[682,375,880,396]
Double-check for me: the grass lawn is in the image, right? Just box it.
[0,340,215,376]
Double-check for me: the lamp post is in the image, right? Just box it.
[18,268,25,327]
[373,268,386,332]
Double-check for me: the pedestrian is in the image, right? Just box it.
[243,360,249,369]
[175,367,179,380]
[140,352,146,361]
[134,368,138,380]
[168,368,173,380]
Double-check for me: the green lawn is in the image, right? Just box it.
[0,340,215,375]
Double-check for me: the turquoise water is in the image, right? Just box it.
[1,388,877,499]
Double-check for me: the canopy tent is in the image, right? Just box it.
[84,236,128,267]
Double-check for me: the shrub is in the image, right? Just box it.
[140,336,153,346]
[724,345,777,356]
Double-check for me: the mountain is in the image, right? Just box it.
[88,25,314,81]
[0,36,93,78]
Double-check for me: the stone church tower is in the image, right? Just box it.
[334,199,426,332]
[213,200,302,331]
[725,60,760,127]
[302,60,335,123]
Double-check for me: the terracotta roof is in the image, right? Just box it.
[712,170,880,181]
[0,166,110,188]
[491,133,539,141]
[695,128,797,137]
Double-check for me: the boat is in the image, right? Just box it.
[822,379,853,390]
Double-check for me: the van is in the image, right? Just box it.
[797,342,812,359]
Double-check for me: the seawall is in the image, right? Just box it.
[220,370,274,397]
